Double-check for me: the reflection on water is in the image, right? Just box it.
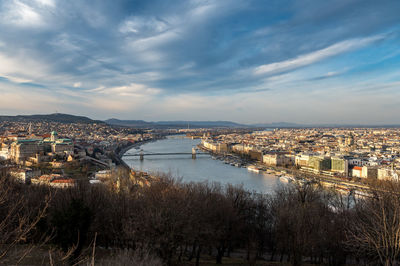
[122,135,282,194]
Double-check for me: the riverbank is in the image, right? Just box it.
[197,143,374,196]
[198,144,293,184]
[118,137,165,158]
[116,137,167,182]
[122,136,280,193]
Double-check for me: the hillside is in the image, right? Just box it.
[0,113,104,124]
[105,119,155,127]
[105,119,247,128]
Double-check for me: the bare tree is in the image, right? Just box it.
[0,176,51,264]
[348,182,400,266]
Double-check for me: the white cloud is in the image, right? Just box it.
[90,83,161,97]
[121,1,234,65]
[73,82,82,88]
[82,8,106,28]
[127,27,180,49]
[0,51,79,88]
[0,85,61,112]
[1,0,44,27]
[254,35,385,76]
[119,16,169,35]
[2,75,33,83]
[188,2,216,20]
[188,0,243,23]
[0,52,48,81]
[78,83,162,113]
[49,34,81,52]
[178,62,196,71]
[0,50,56,85]
[34,0,55,7]
[124,30,179,65]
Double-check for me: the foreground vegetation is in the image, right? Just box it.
[1,167,400,265]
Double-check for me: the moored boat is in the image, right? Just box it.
[247,165,260,173]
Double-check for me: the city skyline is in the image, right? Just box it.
[0,0,400,124]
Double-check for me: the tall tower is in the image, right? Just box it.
[51,131,58,142]
[192,147,196,159]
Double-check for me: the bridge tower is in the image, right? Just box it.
[192,147,196,159]
[140,150,144,161]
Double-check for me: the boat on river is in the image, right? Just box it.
[280,175,295,183]
[247,165,261,174]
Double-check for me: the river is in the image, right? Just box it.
[122,135,283,194]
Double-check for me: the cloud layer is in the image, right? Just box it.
[0,0,399,124]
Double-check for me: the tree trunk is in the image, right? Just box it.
[290,250,302,266]
[227,242,232,257]
[195,245,202,266]
[270,248,275,261]
[178,245,183,262]
[216,246,224,264]
[189,242,197,261]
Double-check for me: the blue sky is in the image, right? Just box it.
[0,0,399,124]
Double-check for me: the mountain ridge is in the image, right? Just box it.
[0,113,104,124]
[104,119,246,128]
[1,114,400,128]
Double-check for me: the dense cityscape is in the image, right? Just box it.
[203,128,400,180]
[2,116,400,264]
[1,0,400,264]
[2,117,399,192]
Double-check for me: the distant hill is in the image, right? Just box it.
[0,113,104,124]
[105,119,155,127]
[250,122,303,128]
[105,119,247,128]
[250,122,400,128]
[3,114,399,128]
[156,120,246,128]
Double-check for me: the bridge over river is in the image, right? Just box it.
[123,148,208,160]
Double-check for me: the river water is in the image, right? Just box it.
[122,135,282,194]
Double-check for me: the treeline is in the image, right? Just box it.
[1,168,400,265]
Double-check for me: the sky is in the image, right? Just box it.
[0,0,400,124]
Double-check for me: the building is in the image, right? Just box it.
[377,167,398,181]
[9,139,43,164]
[348,158,368,167]
[50,131,57,142]
[231,143,246,154]
[9,168,41,184]
[362,166,378,179]
[295,154,311,167]
[201,140,229,153]
[51,141,74,155]
[9,131,73,164]
[248,149,263,161]
[263,152,293,167]
[32,174,61,185]
[49,178,76,188]
[95,170,112,180]
[308,156,331,171]
[331,157,349,176]
[263,153,281,166]
[352,166,363,178]
[0,143,9,160]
